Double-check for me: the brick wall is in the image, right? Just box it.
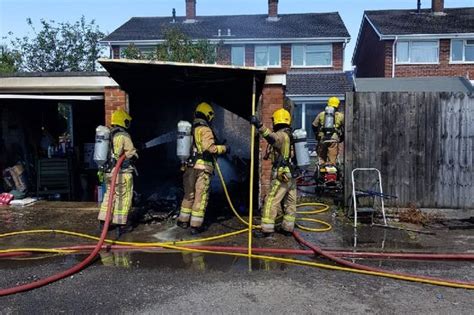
[245,45,255,67]
[104,87,128,126]
[112,46,120,59]
[392,39,474,78]
[259,84,285,199]
[217,45,231,65]
[354,20,387,77]
[281,44,292,69]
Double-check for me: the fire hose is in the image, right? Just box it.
[1,157,474,293]
[0,155,126,297]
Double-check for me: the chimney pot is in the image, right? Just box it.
[268,0,279,21]
[185,0,196,22]
[432,0,444,14]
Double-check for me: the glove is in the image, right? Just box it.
[250,115,263,128]
[97,170,105,183]
[225,146,231,155]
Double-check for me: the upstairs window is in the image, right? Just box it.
[292,44,332,67]
[255,45,281,67]
[396,41,439,64]
[231,46,245,66]
[451,40,474,63]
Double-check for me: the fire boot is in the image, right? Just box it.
[277,227,293,237]
[116,224,134,239]
[190,226,206,235]
[177,221,190,229]
[253,230,274,239]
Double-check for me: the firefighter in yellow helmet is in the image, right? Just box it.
[98,109,138,237]
[177,102,228,235]
[251,108,297,237]
[312,97,344,168]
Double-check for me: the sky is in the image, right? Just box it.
[1,0,472,70]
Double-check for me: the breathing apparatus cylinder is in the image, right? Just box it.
[324,106,335,130]
[323,106,336,141]
[177,120,192,164]
[292,129,311,168]
[93,126,111,167]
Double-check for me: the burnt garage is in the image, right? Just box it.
[99,59,267,219]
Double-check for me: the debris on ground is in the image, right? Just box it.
[398,204,440,225]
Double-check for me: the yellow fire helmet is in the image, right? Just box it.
[328,97,340,108]
[111,109,132,129]
[272,108,291,126]
[195,102,215,122]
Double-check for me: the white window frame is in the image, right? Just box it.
[450,39,474,64]
[291,44,333,68]
[231,45,245,66]
[395,40,440,65]
[254,45,281,68]
[119,45,156,59]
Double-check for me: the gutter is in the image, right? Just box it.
[99,37,351,46]
[343,38,348,70]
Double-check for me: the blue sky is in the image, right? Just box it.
[1,0,472,70]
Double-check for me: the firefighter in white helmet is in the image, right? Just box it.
[98,109,138,237]
[177,102,228,235]
[312,97,344,167]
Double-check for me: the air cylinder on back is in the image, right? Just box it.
[293,129,310,168]
[94,125,110,167]
[177,121,192,164]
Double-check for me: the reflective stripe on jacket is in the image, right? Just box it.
[193,123,226,172]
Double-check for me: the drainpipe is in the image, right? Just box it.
[392,36,398,78]
[343,38,348,71]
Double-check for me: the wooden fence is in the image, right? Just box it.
[344,92,474,209]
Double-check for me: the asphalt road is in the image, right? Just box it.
[1,252,473,314]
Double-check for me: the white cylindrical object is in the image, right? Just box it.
[177,120,192,163]
[93,125,110,166]
[324,106,335,129]
[293,129,310,167]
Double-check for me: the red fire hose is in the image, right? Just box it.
[3,244,474,262]
[0,155,126,297]
[292,231,474,288]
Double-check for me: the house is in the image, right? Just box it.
[352,0,474,81]
[100,0,352,197]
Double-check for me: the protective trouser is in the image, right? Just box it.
[98,172,133,225]
[261,177,297,233]
[177,169,211,228]
[317,141,338,165]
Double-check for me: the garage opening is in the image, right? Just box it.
[100,59,266,221]
[0,97,104,201]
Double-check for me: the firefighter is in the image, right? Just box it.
[177,102,228,235]
[312,97,344,167]
[250,108,296,238]
[98,109,138,236]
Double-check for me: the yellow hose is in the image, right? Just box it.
[0,228,248,249]
[3,237,473,289]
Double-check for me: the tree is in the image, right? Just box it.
[10,16,105,72]
[0,46,19,74]
[121,28,221,64]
